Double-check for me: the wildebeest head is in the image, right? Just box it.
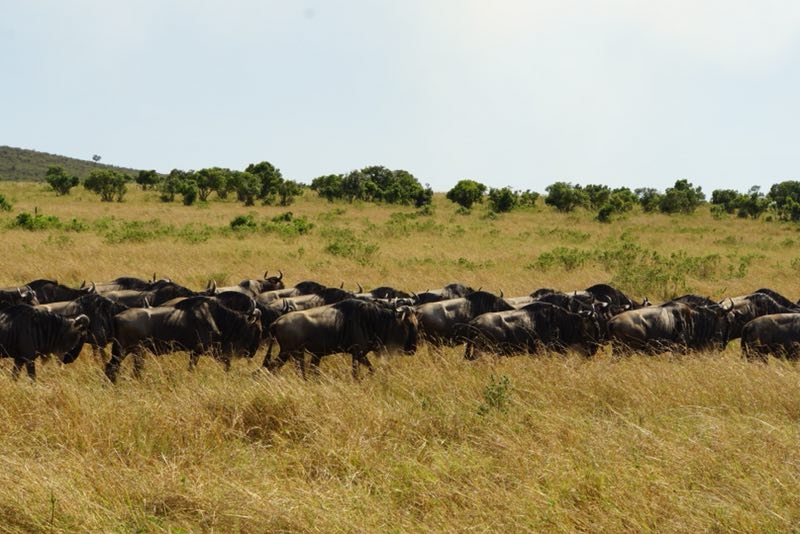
[60,314,91,364]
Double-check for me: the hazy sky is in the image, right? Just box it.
[3,1,799,193]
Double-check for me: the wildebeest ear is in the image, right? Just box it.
[249,308,262,324]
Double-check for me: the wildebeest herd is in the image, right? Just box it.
[1,271,799,381]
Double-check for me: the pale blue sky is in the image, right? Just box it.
[2,1,799,193]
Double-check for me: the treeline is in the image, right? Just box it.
[20,159,800,224]
[39,163,433,208]
[446,178,800,222]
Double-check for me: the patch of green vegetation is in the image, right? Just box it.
[105,219,174,244]
[12,211,61,230]
[536,227,591,243]
[322,227,379,265]
[528,247,592,271]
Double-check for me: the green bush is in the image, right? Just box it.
[230,214,257,231]
[13,211,61,230]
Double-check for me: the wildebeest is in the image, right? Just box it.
[415,291,515,345]
[723,292,798,343]
[263,299,418,379]
[0,286,39,308]
[463,301,602,359]
[212,270,286,296]
[0,305,89,379]
[257,280,332,304]
[585,283,647,309]
[25,279,95,304]
[741,313,800,360]
[355,284,413,300]
[750,288,800,311]
[413,283,475,305]
[607,300,729,354]
[105,296,262,382]
[92,274,170,294]
[36,293,129,358]
[103,279,210,308]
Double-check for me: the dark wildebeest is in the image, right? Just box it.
[92,275,171,294]
[36,293,129,359]
[585,283,648,309]
[103,279,210,308]
[0,305,89,379]
[463,301,602,360]
[271,287,355,310]
[607,300,728,354]
[212,270,285,296]
[741,313,800,361]
[105,296,262,382]
[263,299,418,379]
[413,283,475,305]
[415,290,515,345]
[257,280,331,304]
[723,293,798,344]
[750,288,800,311]
[0,286,39,309]
[355,284,413,300]
[25,279,96,304]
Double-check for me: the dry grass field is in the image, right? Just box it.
[0,182,799,532]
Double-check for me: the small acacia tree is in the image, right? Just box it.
[545,182,589,212]
[446,179,487,209]
[135,170,160,191]
[44,166,80,196]
[487,187,518,213]
[84,169,128,202]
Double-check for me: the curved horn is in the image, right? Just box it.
[152,272,157,283]
[278,270,283,280]
[207,279,217,294]
[88,281,97,294]
[499,289,504,298]
[357,282,363,293]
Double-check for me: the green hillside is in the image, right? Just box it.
[0,145,142,181]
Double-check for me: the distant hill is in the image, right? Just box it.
[0,146,143,181]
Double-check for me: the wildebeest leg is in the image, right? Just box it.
[292,352,307,380]
[261,338,275,368]
[11,358,25,381]
[188,352,200,371]
[132,351,145,379]
[351,351,374,379]
[308,354,322,377]
[105,341,127,383]
[25,361,36,380]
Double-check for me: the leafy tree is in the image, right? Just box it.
[84,169,128,202]
[159,169,193,202]
[446,179,487,209]
[583,184,611,209]
[488,187,518,213]
[194,167,230,201]
[414,184,434,208]
[517,190,540,208]
[737,186,769,219]
[341,170,368,203]
[711,189,740,213]
[768,180,800,221]
[44,166,79,196]
[245,161,283,204]
[229,171,260,206]
[310,174,344,201]
[277,179,304,206]
[596,187,637,222]
[545,182,589,212]
[135,170,160,191]
[659,179,705,214]
[635,187,663,213]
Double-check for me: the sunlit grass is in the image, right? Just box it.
[0,182,797,531]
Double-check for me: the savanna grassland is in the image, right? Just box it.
[0,181,800,532]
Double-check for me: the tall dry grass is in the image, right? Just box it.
[0,182,797,531]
